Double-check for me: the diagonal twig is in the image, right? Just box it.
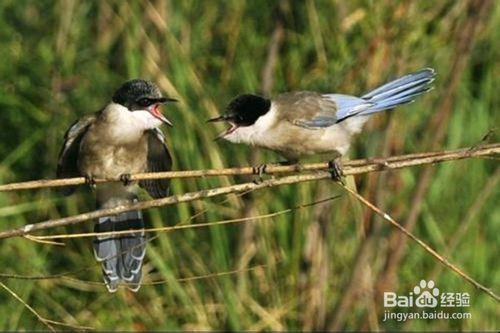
[0,281,93,331]
[0,281,55,331]
[338,183,500,302]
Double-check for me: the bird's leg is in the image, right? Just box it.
[84,174,96,189]
[328,158,345,184]
[119,173,132,186]
[251,159,301,184]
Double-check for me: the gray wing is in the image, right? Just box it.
[139,129,172,199]
[288,92,373,129]
[56,114,97,196]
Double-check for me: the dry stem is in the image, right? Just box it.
[0,144,497,240]
[0,143,497,192]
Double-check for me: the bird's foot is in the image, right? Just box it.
[252,164,267,184]
[119,173,132,186]
[328,159,345,184]
[84,174,96,189]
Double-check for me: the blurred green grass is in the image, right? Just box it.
[0,0,498,330]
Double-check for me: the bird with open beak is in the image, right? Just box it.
[209,68,435,178]
[57,79,177,292]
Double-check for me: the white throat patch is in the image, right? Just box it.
[102,103,162,144]
[223,104,278,146]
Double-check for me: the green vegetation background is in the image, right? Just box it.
[0,0,498,331]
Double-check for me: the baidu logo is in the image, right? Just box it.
[382,279,471,322]
[414,280,440,307]
[384,279,469,309]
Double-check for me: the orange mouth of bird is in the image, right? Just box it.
[151,104,163,119]
[149,104,173,126]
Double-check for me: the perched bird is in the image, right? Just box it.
[57,79,176,292]
[209,68,435,177]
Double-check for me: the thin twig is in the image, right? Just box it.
[339,183,500,303]
[27,196,340,240]
[48,264,269,289]
[1,262,267,288]
[0,281,92,331]
[4,196,335,290]
[144,263,267,285]
[23,235,65,246]
[0,281,55,331]
[0,143,497,192]
[0,144,497,240]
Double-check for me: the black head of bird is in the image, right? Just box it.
[112,79,177,126]
[208,94,271,138]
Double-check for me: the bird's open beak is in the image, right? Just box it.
[207,114,239,140]
[151,97,177,127]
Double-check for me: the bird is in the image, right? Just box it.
[56,79,176,292]
[209,68,435,178]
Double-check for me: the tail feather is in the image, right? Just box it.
[364,76,431,103]
[362,68,435,99]
[126,269,143,292]
[363,86,434,114]
[358,68,435,116]
[93,207,145,293]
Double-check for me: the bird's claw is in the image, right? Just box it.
[119,173,132,186]
[252,163,268,177]
[253,178,263,185]
[85,175,96,189]
[252,163,267,183]
[328,160,345,184]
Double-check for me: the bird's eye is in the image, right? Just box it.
[137,98,151,107]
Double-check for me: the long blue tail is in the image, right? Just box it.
[359,68,435,115]
[93,197,146,293]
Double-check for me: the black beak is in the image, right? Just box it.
[157,97,178,104]
[207,115,230,123]
[208,114,239,141]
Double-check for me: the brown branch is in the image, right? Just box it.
[0,143,498,192]
[0,143,497,240]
